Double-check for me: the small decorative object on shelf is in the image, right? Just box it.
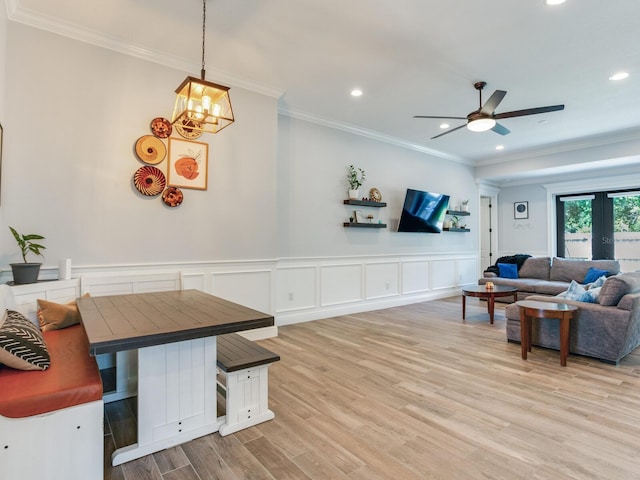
[369,187,382,202]
[347,164,366,199]
[461,199,469,212]
[366,214,374,223]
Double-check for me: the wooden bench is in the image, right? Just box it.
[0,322,104,480]
[216,333,280,436]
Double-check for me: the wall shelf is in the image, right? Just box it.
[344,199,387,207]
[343,222,386,228]
[446,209,470,216]
[442,227,470,232]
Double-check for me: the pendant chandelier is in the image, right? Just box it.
[171,0,234,135]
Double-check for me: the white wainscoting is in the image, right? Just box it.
[276,254,478,326]
[7,254,478,333]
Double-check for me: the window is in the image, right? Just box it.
[556,189,640,271]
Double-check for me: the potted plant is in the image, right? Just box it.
[9,226,46,284]
[347,165,366,199]
[461,199,470,212]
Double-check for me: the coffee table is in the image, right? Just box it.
[516,300,577,367]
[462,285,517,324]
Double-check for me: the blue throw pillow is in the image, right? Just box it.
[497,263,518,279]
[583,267,609,284]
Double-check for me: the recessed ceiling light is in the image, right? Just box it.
[496,145,505,151]
[350,88,363,97]
[440,123,449,129]
[609,72,629,81]
[544,0,566,5]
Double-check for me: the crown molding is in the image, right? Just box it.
[475,127,640,168]
[6,1,283,99]
[278,106,469,165]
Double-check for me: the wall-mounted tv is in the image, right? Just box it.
[397,188,450,233]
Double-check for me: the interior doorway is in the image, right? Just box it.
[480,195,497,272]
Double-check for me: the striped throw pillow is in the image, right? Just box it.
[0,310,50,371]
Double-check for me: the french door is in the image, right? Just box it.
[556,189,640,271]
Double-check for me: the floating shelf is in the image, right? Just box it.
[442,227,470,232]
[343,222,387,228]
[344,199,387,207]
[446,209,470,216]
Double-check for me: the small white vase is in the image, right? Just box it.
[348,189,359,199]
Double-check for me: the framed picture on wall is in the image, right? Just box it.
[514,201,529,219]
[167,138,209,190]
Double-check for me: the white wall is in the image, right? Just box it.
[0,0,7,223]
[1,23,278,268]
[496,184,548,256]
[277,115,478,258]
[1,20,481,326]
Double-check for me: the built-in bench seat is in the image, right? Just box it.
[0,322,104,479]
[216,333,280,436]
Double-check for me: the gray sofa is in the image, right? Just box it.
[479,256,621,302]
[504,271,640,364]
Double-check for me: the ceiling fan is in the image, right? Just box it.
[414,81,565,139]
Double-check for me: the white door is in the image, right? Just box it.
[480,196,494,271]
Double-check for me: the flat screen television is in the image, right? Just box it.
[397,188,450,233]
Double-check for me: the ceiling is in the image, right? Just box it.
[8,0,640,183]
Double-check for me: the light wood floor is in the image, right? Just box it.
[104,297,640,480]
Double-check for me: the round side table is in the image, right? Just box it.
[516,300,578,367]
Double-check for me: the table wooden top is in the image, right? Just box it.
[516,300,578,312]
[462,285,517,295]
[77,289,275,356]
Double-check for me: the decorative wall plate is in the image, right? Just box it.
[133,166,166,196]
[162,187,184,207]
[369,187,382,202]
[150,117,172,138]
[175,118,203,139]
[135,135,166,165]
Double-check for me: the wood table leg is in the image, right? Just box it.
[519,309,529,360]
[462,294,466,320]
[488,295,495,324]
[559,315,570,367]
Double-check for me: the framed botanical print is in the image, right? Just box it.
[167,137,208,190]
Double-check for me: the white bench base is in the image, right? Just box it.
[0,400,104,480]
[218,364,275,436]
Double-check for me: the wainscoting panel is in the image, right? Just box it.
[430,259,457,290]
[365,262,400,300]
[320,264,363,307]
[210,269,272,315]
[182,272,207,292]
[401,260,431,295]
[458,257,480,286]
[276,266,317,312]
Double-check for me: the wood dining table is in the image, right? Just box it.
[77,289,274,466]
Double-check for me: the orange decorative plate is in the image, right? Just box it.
[133,166,166,196]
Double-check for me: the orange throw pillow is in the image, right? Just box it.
[37,294,90,332]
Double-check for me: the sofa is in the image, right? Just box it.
[479,256,621,302]
[503,271,640,364]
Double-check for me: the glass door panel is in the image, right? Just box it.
[611,192,640,272]
[561,197,593,260]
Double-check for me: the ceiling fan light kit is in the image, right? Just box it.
[467,117,496,132]
[414,80,564,140]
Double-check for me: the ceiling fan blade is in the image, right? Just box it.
[492,123,510,135]
[431,124,466,139]
[414,115,467,120]
[480,90,507,115]
[494,104,565,119]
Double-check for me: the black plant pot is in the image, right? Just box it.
[10,263,42,285]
